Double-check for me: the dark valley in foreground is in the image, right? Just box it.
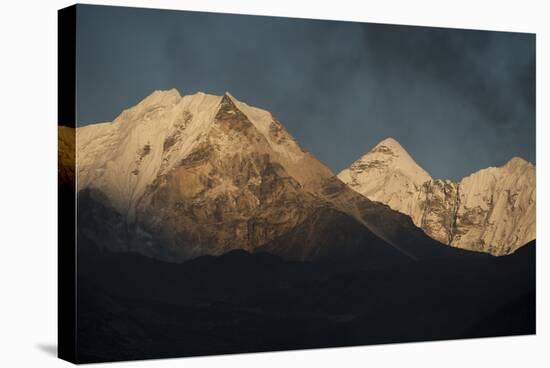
[76,237,535,362]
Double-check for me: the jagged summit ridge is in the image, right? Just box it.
[373,137,411,155]
[70,89,348,261]
[76,90,333,214]
[62,89,535,260]
[338,137,432,223]
[342,137,432,184]
[338,138,536,255]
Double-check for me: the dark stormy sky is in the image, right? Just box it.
[76,4,535,180]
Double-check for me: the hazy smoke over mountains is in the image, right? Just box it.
[76,5,535,180]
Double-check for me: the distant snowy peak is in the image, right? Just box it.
[365,137,432,183]
[503,156,534,172]
[371,137,413,157]
[341,137,432,187]
[338,138,536,256]
[338,138,432,219]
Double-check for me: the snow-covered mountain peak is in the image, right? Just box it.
[504,156,532,171]
[68,89,346,261]
[74,89,334,225]
[373,137,404,152]
[340,138,432,188]
[337,138,432,224]
[339,138,536,255]
[370,138,426,171]
[112,89,183,126]
[135,88,182,110]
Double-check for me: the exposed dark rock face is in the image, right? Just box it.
[418,180,461,246]
[319,176,479,261]
[129,95,326,260]
[131,143,152,175]
[137,150,318,260]
[163,111,193,151]
[413,160,536,256]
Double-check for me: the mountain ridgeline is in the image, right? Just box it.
[338,138,535,256]
[60,89,535,263]
[59,89,535,362]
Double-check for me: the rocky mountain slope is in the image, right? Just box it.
[338,138,432,222]
[338,139,536,255]
[65,89,450,264]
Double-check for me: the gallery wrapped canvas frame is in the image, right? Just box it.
[58,4,536,364]
[58,5,77,363]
